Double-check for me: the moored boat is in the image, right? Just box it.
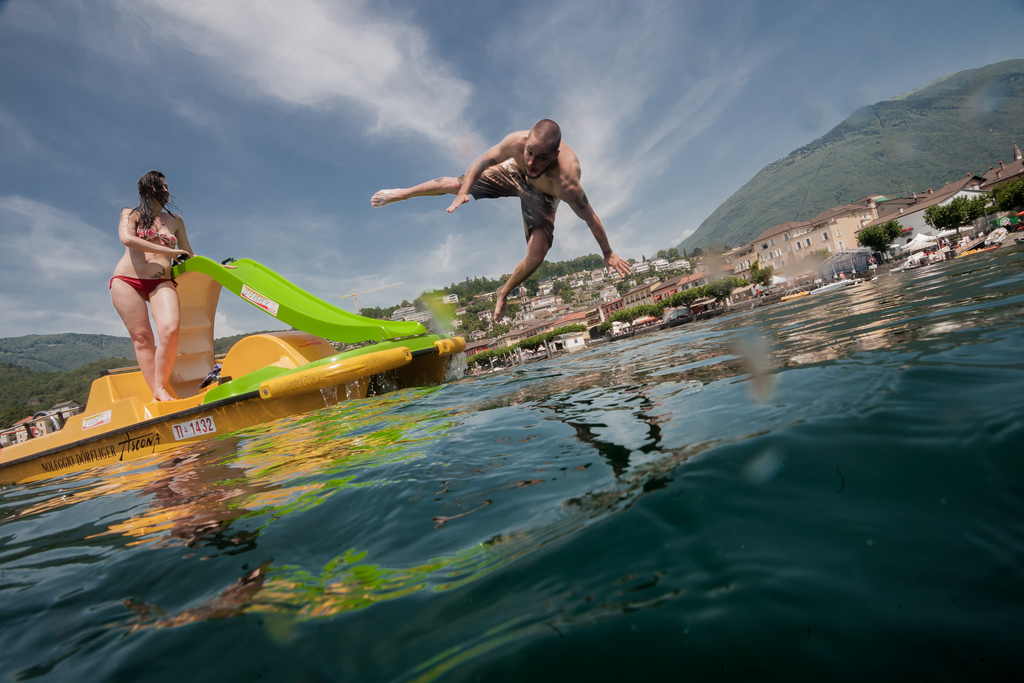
[0,257,465,485]
[780,287,810,302]
[809,279,856,295]
[955,245,999,258]
[985,227,1009,246]
[659,306,692,329]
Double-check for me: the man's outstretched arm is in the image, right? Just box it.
[563,181,631,277]
[446,133,522,213]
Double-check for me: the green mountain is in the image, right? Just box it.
[0,331,281,373]
[0,358,134,429]
[682,59,1024,251]
[0,331,282,429]
[0,334,137,372]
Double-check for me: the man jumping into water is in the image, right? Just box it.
[372,119,632,321]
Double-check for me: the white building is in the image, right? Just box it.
[530,294,563,310]
[858,175,988,248]
[554,331,589,353]
[391,306,417,320]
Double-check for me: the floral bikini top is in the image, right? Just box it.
[137,225,177,249]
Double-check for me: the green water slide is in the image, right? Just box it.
[172,256,426,343]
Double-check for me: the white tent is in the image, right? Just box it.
[900,233,939,253]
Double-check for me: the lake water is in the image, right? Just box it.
[3,245,1024,682]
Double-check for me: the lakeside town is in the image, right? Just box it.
[416,142,1024,368]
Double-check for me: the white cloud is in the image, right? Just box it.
[0,291,128,338]
[0,196,126,336]
[358,226,509,309]
[168,97,227,133]
[483,1,779,258]
[0,106,42,157]
[1,196,121,279]
[213,313,240,337]
[0,105,66,168]
[429,233,456,271]
[117,0,483,153]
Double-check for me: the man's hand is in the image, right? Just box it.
[493,294,508,322]
[446,193,471,214]
[605,252,631,278]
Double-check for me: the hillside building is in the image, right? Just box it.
[979,144,1024,191]
[858,174,988,246]
[748,197,883,276]
[622,282,657,308]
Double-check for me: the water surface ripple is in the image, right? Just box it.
[3,247,1024,681]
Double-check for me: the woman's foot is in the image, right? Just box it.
[153,387,175,402]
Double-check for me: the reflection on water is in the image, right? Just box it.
[762,251,1024,367]
[83,385,459,551]
[2,246,1024,681]
[123,560,273,630]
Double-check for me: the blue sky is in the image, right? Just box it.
[2,0,1022,338]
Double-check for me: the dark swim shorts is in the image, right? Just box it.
[460,159,560,248]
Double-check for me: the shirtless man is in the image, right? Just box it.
[371,119,631,320]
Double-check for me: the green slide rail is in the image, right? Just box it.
[172,256,427,344]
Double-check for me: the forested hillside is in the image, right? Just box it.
[0,334,136,372]
[0,358,133,428]
[0,332,278,429]
[0,331,280,373]
[682,59,1024,251]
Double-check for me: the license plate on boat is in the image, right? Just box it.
[171,416,217,441]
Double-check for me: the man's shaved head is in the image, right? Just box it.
[530,119,561,152]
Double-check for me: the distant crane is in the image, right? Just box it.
[340,282,404,314]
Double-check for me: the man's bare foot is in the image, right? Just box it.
[371,189,404,208]
[493,295,508,322]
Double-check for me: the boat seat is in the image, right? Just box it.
[219,331,337,381]
[81,372,151,422]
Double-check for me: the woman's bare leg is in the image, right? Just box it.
[148,283,180,401]
[371,177,461,207]
[110,280,164,399]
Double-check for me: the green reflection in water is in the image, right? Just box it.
[120,437,710,649]
[75,386,462,548]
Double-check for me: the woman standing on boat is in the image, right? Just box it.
[110,171,195,402]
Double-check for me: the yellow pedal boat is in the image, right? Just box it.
[0,257,465,485]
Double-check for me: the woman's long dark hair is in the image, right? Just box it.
[133,171,180,232]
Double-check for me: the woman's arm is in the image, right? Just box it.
[118,208,190,257]
[172,215,195,257]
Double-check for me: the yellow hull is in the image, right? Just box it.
[1,331,465,486]
[955,245,998,258]
[0,390,335,485]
